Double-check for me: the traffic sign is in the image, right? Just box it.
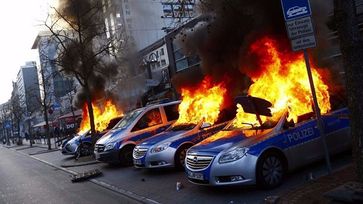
[290,35,316,51]
[280,0,312,21]
[285,16,314,39]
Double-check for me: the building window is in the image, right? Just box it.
[173,40,200,72]
[161,59,166,66]
[160,48,165,56]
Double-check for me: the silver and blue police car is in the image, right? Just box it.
[94,100,180,165]
[185,96,350,188]
[133,120,228,169]
[62,116,123,158]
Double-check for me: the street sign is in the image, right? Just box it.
[285,16,314,39]
[290,34,316,51]
[280,0,332,174]
[4,121,11,129]
[281,0,312,21]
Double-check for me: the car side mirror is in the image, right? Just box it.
[201,122,211,129]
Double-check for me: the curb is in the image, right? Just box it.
[12,147,160,204]
[29,149,59,155]
[61,160,100,168]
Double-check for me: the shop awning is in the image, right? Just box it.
[58,109,82,120]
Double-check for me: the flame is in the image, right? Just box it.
[234,37,330,128]
[175,76,227,125]
[79,100,123,134]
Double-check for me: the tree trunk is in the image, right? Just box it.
[85,86,97,145]
[334,0,363,182]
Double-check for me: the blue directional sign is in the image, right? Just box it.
[280,0,312,21]
[4,121,11,129]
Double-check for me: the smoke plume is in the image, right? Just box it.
[175,0,340,103]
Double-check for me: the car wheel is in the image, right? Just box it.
[256,152,285,189]
[80,143,92,156]
[119,145,134,166]
[175,145,191,170]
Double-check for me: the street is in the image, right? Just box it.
[0,144,352,204]
[0,146,139,204]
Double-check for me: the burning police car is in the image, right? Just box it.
[133,120,228,169]
[94,100,180,165]
[61,116,123,158]
[185,96,350,188]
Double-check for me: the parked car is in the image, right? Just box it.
[133,120,228,170]
[61,116,123,157]
[94,100,180,165]
[185,96,350,188]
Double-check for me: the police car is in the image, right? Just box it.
[62,116,123,157]
[133,120,228,169]
[94,100,180,165]
[185,96,350,188]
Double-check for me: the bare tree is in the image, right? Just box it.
[10,90,24,145]
[44,0,126,144]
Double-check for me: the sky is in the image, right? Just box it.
[0,0,54,104]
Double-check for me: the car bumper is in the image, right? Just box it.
[134,148,176,168]
[186,153,258,186]
[94,149,120,163]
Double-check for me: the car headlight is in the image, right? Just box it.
[150,142,171,154]
[218,147,249,164]
[104,142,117,151]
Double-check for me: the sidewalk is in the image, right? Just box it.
[278,164,357,203]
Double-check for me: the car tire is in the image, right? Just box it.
[175,145,192,170]
[256,151,285,189]
[80,143,92,156]
[119,145,134,166]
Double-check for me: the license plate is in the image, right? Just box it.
[134,159,142,165]
[187,171,204,180]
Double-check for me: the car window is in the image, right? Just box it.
[132,108,162,132]
[164,104,179,122]
[113,109,143,130]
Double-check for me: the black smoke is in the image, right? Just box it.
[175,0,337,101]
[56,0,120,108]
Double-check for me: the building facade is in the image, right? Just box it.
[16,61,41,113]
[32,32,74,117]
[103,0,197,51]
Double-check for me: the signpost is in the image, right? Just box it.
[281,0,332,174]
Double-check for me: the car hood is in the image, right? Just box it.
[189,128,274,155]
[96,128,127,144]
[139,130,190,147]
[67,135,81,145]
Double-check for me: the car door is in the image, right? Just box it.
[323,112,351,154]
[130,108,164,143]
[282,118,323,170]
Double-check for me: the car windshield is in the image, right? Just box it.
[225,114,281,131]
[113,109,144,130]
[169,123,196,131]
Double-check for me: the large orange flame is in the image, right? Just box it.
[175,76,227,125]
[234,37,330,128]
[79,100,123,134]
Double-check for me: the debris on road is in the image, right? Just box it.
[176,181,183,191]
[71,169,102,182]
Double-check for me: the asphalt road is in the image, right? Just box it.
[0,144,351,204]
[33,147,352,204]
[0,146,140,204]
